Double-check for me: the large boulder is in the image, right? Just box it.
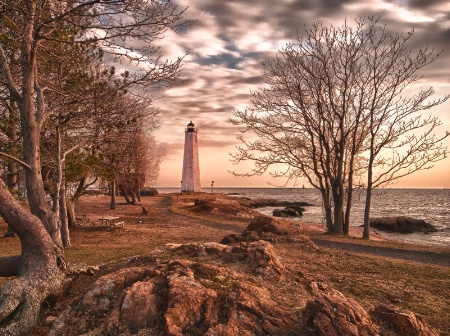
[303,282,379,336]
[369,216,438,234]
[373,305,438,336]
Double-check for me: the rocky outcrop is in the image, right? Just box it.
[165,239,285,280]
[373,305,438,336]
[303,282,379,336]
[49,255,298,335]
[48,242,439,336]
[369,216,438,233]
[221,215,315,248]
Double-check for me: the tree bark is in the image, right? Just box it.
[0,179,66,335]
[131,192,137,205]
[363,169,373,240]
[110,179,116,210]
[119,184,132,204]
[60,184,70,248]
[3,225,16,238]
[136,183,141,202]
[66,199,76,228]
[67,177,90,228]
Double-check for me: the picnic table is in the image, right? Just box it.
[99,216,124,229]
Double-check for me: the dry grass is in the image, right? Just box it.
[1,193,449,335]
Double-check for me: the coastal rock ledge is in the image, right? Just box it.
[369,216,438,234]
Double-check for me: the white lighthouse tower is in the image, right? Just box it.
[181,121,201,192]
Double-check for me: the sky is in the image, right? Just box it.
[152,0,450,189]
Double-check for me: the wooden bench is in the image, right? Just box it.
[110,221,125,229]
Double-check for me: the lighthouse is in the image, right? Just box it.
[181,121,201,192]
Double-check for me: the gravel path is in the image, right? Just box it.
[311,238,450,267]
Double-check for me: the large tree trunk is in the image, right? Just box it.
[18,55,63,249]
[363,152,375,239]
[119,184,132,204]
[136,182,141,202]
[67,177,91,228]
[363,179,373,240]
[66,199,76,228]
[60,184,70,248]
[331,181,345,234]
[110,179,116,210]
[53,128,70,248]
[319,187,334,233]
[130,192,137,205]
[0,179,66,335]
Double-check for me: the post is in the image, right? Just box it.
[211,181,214,194]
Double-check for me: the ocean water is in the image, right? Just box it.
[159,187,450,246]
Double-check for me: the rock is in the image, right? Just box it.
[221,215,306,244]
[44,316,57,326]
[369,216,438,234]
[220,233,246,244]
[373,305,438,336]
[303,282,379,336]
[246,215,289,235]
[81,267,158,312]
[273,208,301,217]
[120,281,159,331]
[286,205,305,214]
[235,240,284,279]
[67,264,99,276]
[165,261,219,335]
[48,243,437,336]
[51,256,299,335]
[191,197,257,218]
[168,240,284,279]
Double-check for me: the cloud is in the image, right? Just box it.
[152,0,450,187]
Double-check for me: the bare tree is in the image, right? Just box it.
[0,1,192,333]
[231,18,448,236]
[117,119,164,204]
[357,21,449,239]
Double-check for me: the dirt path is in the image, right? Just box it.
[311,238,450,267]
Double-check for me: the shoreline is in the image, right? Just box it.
[297,221,388,242]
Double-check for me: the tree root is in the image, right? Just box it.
[0,267,64,335]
